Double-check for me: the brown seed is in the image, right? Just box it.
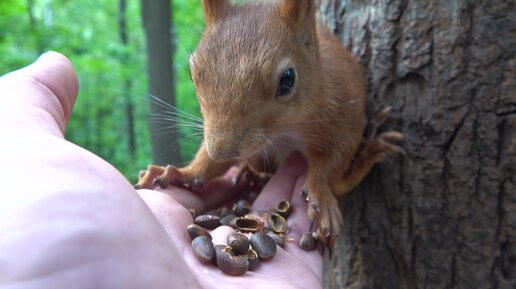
[220,207,233,218]
[247,249,260,271]
[220,214,237,226]
[250,232,277,260]
[194,215,221,230]
[275,199,292,218]
[186,224,212,241]
[214,244,229,264]
[192,236,215,264]
[232,199,251,216]
[267,213,288,234]
[216,247,249,276]
[266,231,285,248]
[230,216,264,233]
[299,233,317,251]
[203,208,220,217]
[227,232,250,255]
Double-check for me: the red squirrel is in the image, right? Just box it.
[137,0,402,249]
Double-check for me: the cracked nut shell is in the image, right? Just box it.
[230,216,264,233]
[214,244,229,264]
[267,213,288,234]
[247,249,260,271]
[275,200,292,218]
[192,236,215,264]
[227,232,250,255]
[216,247,249,276]
[250,232,277,260]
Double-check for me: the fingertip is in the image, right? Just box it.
[32,51,79,123]
[0,51,79,136]
[210,226,235,246]
[252,151,306,211]
[286,174,309,241]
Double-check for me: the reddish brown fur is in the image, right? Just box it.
[186,0,367,239]
[138,0,397,244]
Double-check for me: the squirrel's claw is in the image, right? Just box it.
[189,178,204,191]
[232,164,272,188]
[301,189,310,202]
[135,164,205,191]
[134,164,166,189]
[300,187,341,256]
[151,176,166,189]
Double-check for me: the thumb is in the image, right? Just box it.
[0,51,78,137]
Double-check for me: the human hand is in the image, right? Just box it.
[0,52,322,289]
[141,150,322,289]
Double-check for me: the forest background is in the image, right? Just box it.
[0,0,203,183]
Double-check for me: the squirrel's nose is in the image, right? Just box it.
[205,133,242,162]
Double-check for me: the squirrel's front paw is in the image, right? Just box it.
[231,163,272,187]
[135,164,204,191]
[363,106,404,157]
[300,185,342,254]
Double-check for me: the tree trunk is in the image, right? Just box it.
[119,0,137,157]
[141,0,182,165]
[318,0,516,288]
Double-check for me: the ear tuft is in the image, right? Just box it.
[277,0,315,25]
[202,0,230,25]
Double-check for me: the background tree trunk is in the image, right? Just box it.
[318,0,516,288]
[141,0,182,165]
[119,0,137,157]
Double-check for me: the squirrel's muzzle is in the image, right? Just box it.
[205,130,243,162]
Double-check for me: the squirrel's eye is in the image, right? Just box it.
[276,67,296,98]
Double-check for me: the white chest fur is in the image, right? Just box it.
[266,131,306,165]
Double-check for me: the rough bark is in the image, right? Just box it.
[318,0,516,288]
[141,0,182,165]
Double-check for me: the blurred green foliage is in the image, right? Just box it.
[0,0,204,182]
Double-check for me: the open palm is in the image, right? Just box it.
[0,52,322,289]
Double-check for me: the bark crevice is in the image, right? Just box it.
[320,0,516,288]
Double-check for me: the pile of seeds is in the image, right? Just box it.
[187,199,303,276]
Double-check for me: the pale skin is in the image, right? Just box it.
[0,52,323,289]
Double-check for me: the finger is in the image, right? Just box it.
[154,167,246,214]
[136,189,196,250]
[210,225,236,246]
[252,246,323,289]
[0,51,78,137]
[252,151,307,212]
[283,175,323,281]
[152,186,206,215]
[285,175,309,241]
[195,167,247,210]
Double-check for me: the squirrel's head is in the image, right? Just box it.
[191,0,319,162]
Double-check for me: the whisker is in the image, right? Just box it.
[148,95,204,123]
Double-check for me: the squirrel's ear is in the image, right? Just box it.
[202,0,230,25]
[277,0,315,25]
